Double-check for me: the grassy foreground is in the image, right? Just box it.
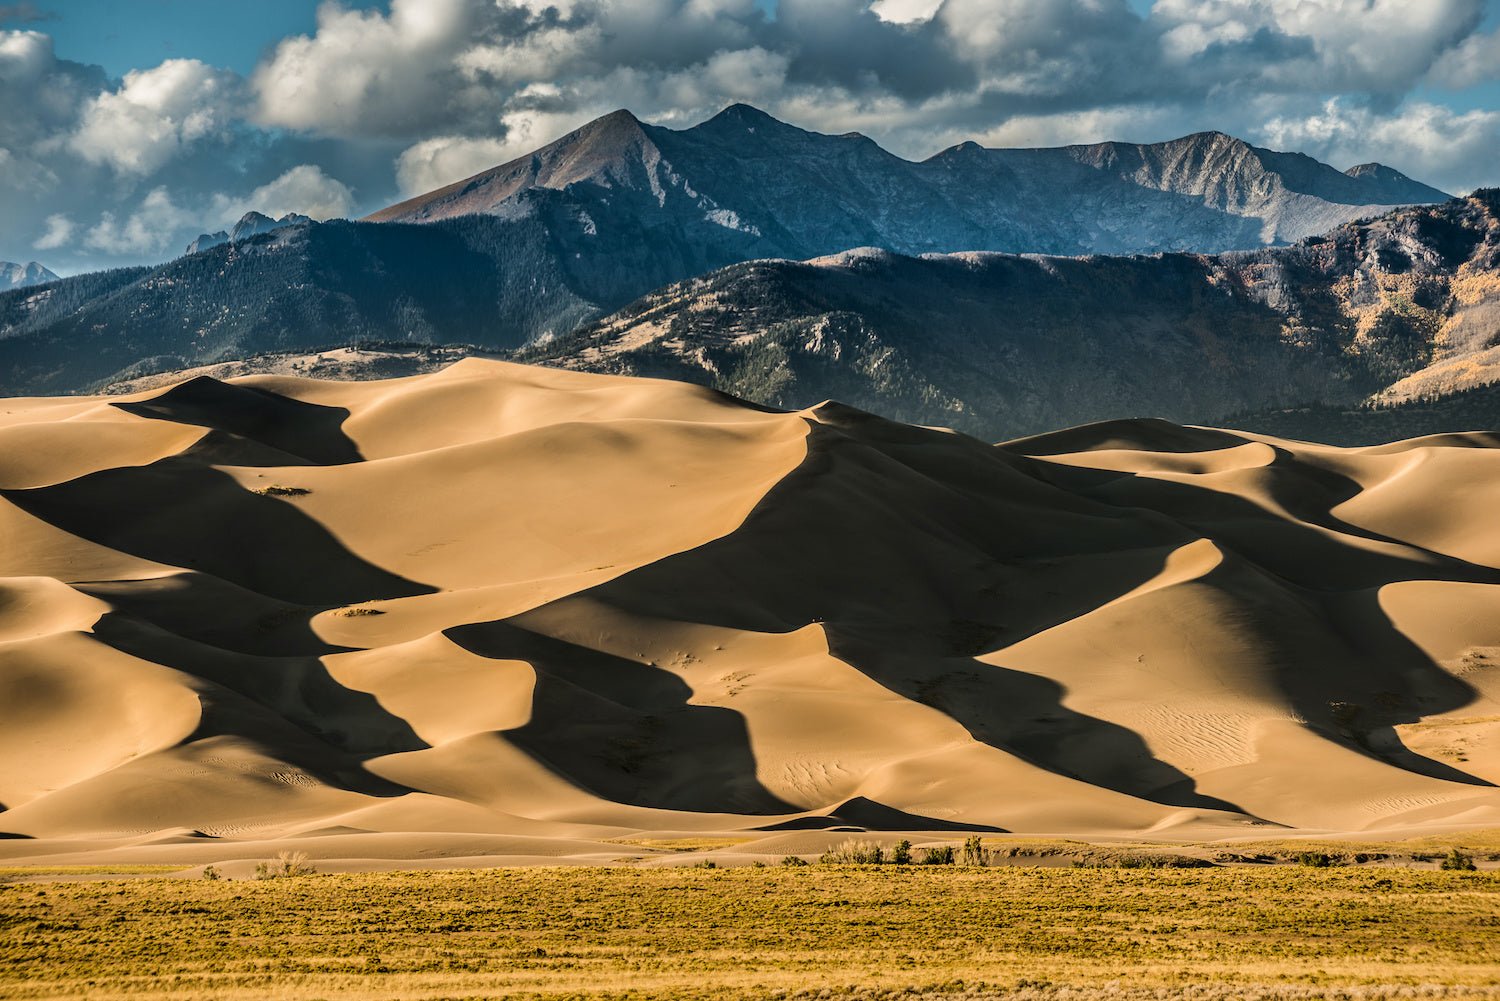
[3,866,1499,1000]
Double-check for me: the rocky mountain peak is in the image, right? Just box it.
[0,261,58,291]
[184,212,311,258]
[704,102,782,127]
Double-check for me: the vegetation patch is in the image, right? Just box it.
[610,837,755,853]
[2,866,1497,1000]
[253,850,317,880]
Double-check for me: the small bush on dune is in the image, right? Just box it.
[1441,848,1477,871]
[819,839,884,865]
[779,855,809,867]
[201,865,220,881]
[962,835,992,867]
[255,850,317,879]
[891,839,912,865]
[919,846,955,865]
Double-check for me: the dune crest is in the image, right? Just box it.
[2,361,1499,858]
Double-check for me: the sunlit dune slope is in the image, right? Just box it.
[2,361,1499,849]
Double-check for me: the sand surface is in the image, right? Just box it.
[2,361,1499,865]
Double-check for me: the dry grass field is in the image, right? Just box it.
[3,865,1499,1001]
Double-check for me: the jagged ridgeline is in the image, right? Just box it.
[0,104,1452,401]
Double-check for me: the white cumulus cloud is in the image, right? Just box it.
[68,58,240,175]
[1261,98,1500,193]
[253,0,479,138]
[84,187,198,255]
[1429,26,1500,89]
[32,212,72,249]
[396,134,525,197]
[212,164,356,223]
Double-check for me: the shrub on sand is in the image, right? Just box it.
[255,850,317,879]
[819,839,884,865]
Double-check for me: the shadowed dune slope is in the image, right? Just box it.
[2,360,1500,853]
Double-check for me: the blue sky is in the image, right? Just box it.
[4,0,1499,274]
[30,1,389,76]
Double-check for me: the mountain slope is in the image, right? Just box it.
[1,361,1497,848]
[0,261,58,291]
[529,191,1500,440]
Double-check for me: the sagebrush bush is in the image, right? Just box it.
[891,839,912,865]
[919,846,955,865]
[962,836,992,867]
[255,850,317,879]
[819,839,884,865]
[780,855,809,867]
[1441,848,1477,871]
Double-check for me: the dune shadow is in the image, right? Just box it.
[756,797,1007,833]
[112,376,365,466]
[446,617,799,815]
[2,458,430,606]
[530,416,1263,821]
[2,398,437,801]
[90,610,425,784]
[1016,450,1498,787]
[828,629,1256,815]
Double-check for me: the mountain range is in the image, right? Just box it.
[372,104,1448,255]
[18,189,1494,445]
[0,105,1457,409]
[0,261,58,292]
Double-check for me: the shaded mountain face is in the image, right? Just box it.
[372,105,1448,256]
[528,192,1500,441]
[3,362,1499,841]
[0,261,58,291]
[0,201,696,394]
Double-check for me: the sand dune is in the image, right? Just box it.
[1,361,1498,863]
